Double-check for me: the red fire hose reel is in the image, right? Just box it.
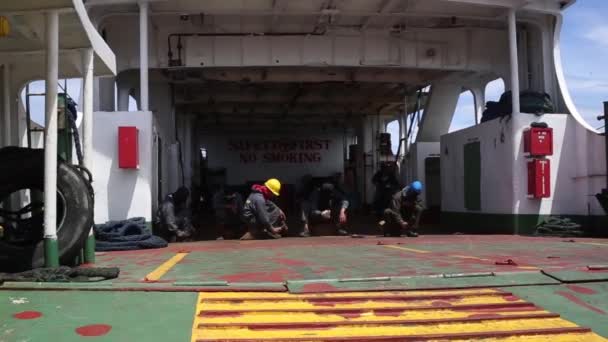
[524,125,552,199]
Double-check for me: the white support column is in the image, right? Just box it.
[2,64,10,147]
[44,10,60,267]
[139,1,149,111]
[471,87,485,125]
[81,48,96,263]
[508,9,520,115]
[117,85,131,111]
[82,49,94,170]
[401,93,408,155]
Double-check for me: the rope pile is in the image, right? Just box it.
[94,217,168,251]
[534,217,584,237]
[0,267,119,283]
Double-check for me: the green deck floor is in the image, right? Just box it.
[1,235,607,341]
[0,291,196,342]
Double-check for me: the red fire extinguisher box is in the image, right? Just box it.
[118,126,139,169]
[524,127,553,156]
[527,159,550,198]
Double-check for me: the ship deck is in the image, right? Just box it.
[2,235,608,341]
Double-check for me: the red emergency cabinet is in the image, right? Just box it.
[524,127,553,156]
[118,126,139,169]
[527,159,550,198]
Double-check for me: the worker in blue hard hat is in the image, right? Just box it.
[379,181,424,237]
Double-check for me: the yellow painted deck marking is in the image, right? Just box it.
[191,293,205,342]
[582,242,608,247]
[144,252,188,281]
[199,309,553,325]
[383,245,430,254]
[198,288,502,300]
[200,294,522,311]
[191,290,608,341]
[194,318,578,340]
[452,254,493,261]
[433,333,607,342]
[383,245,542,269]
[517,266,541,270]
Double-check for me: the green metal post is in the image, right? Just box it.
[84,233,96,263]
[44,238,59,267]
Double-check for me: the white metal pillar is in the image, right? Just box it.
[401,93,409,155]
[508,9,520,115]
[2,64,10,147]
[44,10,60,267]
[82,49,94,170]
[82,48,96,263]
[472,87,485,125]
[117,85,131,111]
[139,1,149,111]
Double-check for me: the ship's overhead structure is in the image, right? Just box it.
[0,0,605,249]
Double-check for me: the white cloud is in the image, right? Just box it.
[485,79,505,102]
[583,25,608,49]
[566,76,608,93]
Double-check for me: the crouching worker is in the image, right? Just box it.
[241,179,288,239]
[303,183,349,236]
[381,181,423,238]
[212,185,245,239]
[155,187,196,242]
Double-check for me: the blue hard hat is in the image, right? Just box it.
[410,181,423,193]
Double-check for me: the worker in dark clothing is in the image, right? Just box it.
[212,185,245,239]
[303,183,349,236]
[241,178,288,240]
[372,162,401,218]
[381,181,423,237]
[296,174,315,237]
[155,187,195,242]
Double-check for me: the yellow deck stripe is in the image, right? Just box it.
[199,309,552,325]
[438,333,606,342]
[192,293,205,342]
[383,245,430,254]
[199,295,523,311]
[194,318,578,340]
[582,242,608,247]
[452,254,493,261]
[198,288,503,299]
[383,246,542,270]
[144,252,188,281]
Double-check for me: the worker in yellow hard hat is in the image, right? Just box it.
[240,178,288,239]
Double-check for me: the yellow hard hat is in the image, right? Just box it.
[264,178,281,196]
[0,17,10,37]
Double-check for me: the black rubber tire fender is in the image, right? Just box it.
[0,147,94,272]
